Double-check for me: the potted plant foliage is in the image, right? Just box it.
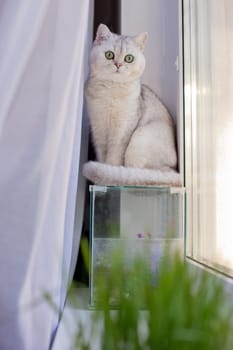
[66,240,233,350]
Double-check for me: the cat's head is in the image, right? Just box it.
[89,24,148,83]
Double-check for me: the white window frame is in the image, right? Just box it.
[183,0,233,278]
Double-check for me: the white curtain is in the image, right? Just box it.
[0,1,93,349]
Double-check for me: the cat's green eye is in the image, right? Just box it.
[124,54,134,63]
[105,51,115,60]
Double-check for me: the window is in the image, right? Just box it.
[184,0,233,274]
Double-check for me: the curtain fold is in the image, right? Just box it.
[0,1,93,349]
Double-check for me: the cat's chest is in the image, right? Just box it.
[86,80,140,120]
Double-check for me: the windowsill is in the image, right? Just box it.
[186,256,233,295]
[52,288,94,350]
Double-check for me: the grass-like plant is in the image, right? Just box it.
[71,240,233,350]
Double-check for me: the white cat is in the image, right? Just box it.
[83,24,181,186]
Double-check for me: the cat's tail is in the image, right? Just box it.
[83,161,182,187]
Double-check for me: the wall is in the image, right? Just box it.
[121,0,179,121]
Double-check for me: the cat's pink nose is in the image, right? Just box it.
[115,62,122,69]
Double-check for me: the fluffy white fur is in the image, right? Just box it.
[83,162,182,186]
[83,24,180,186]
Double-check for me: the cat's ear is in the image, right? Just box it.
[95,24,112,45]
[133,32,148,52]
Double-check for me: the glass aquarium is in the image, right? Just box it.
[89,185,185,306]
